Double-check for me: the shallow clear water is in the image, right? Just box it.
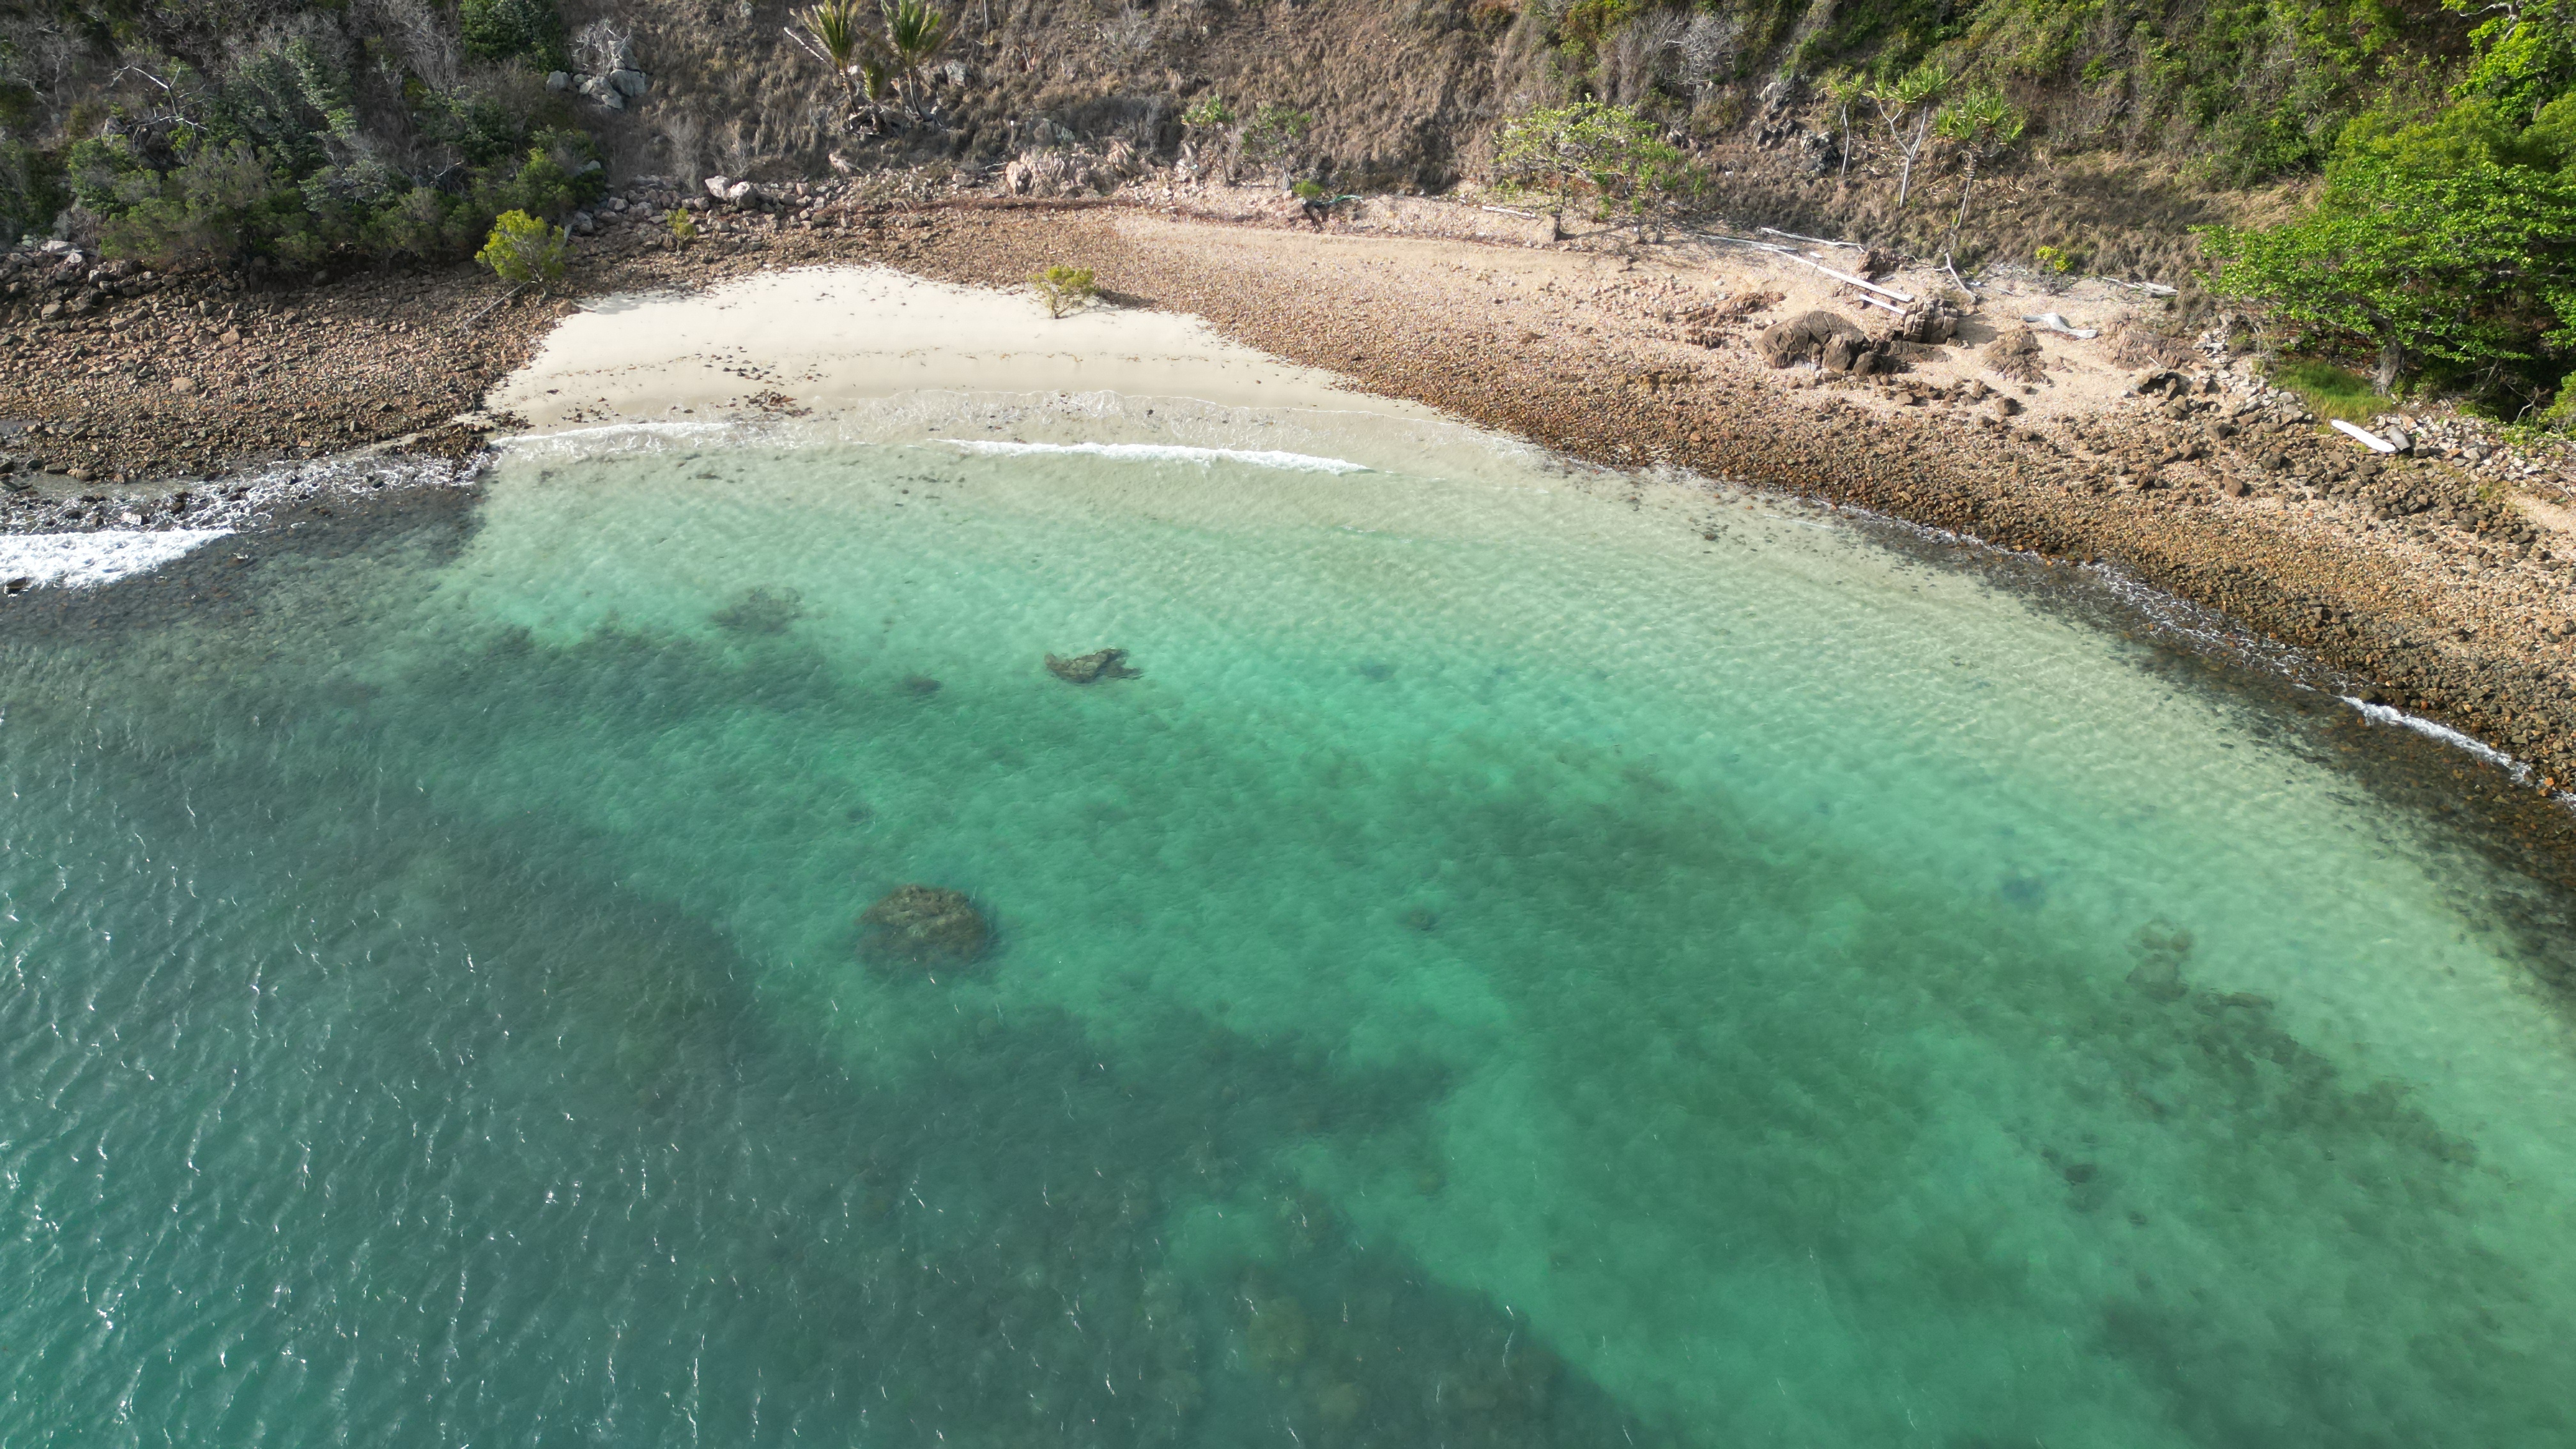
[6,397,2576,1448]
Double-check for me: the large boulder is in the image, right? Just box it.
[859,885,990,970]
[1756,310,1865,369]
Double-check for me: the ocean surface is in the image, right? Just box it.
[6,394,2575,1448]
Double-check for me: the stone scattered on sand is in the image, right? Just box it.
[857,884,990,970]
[902,673,942,696]
[1046,647,1140,684]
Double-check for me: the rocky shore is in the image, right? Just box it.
[5,184,2574,821]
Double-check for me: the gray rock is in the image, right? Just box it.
[609,68,650,98]
[546,70,572,91]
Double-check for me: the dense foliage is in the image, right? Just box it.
[2203,3,2576,410]
[1533,0,2435,185]
[1,0,602,266]
[1494,99,1691,212]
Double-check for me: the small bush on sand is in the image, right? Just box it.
[666,207,698,244]
[1031,264,1096,318]
[477,209,571,291]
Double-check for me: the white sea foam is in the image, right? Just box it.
[0,530,232,590]
[935,440,1370,475]
[2340,696,2533,783]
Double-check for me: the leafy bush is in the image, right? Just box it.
[477,208,571,290]
[1494,100,1692,215]
[1240,103,1312,183]
[2202,107,2576,398]
[1181,92,1236,130]
[461,0,572,72]
[667,206,698,243]
[1030,264,1096,318]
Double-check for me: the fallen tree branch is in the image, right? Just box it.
[2097,277,2179,298]
[2331,418,2398,453]
[1758,226,1860,249]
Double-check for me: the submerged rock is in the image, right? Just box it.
[711,586,804,636]
[1045,647,1140,684]
[858,885,990,970]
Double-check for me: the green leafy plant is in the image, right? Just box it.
[2202,147,2576,395]
[477,208,571,291]
[1493,100,1691,217]
[1868,60,1951,208]
[789,0,882,121]
[1933,88,2025,256]
[666,206,698,244]
[880,0,955,120]
[1240,103,1312,185]
[1181,92,1236,130]
[1031,263,1096,318]
[2034,245,2074,274]
[459,0,571,72]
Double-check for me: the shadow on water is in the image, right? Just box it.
[7,480,2576,1447]
[0,492,1662,1446]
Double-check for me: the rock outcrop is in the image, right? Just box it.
[1046,647,1140,684]
[858,885,990,971]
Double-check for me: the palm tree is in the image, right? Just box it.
[880,0,954,121]
[786,0,876,122]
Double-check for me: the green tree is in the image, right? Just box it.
[2202,155,2576,393]
[1031,263,1096,318]
[1934,89,2025,256]
[880,0,954,121]
[477,207,571,291]
[2444,0,2576,119]
[1869,59,1951,208]
[788,0,884,122]
[1240,103,1311,185]
[1493,100,1690,216]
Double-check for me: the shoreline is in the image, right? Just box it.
[5,196,2574,806]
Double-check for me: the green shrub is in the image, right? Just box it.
[2202,107,2576,397]
[461,0,572,72]
[477,208,571,290]
[91,141,326,270]
[1181,92,1236,130]
[1240,103,1312,183]
[1030,264,1096,318]
[1494,100,1692,215]
[667,206,698,243]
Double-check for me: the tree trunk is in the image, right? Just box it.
[2373,329,2405,395]
[1947,155,1979,255]
[1838,106,1851,183]
[1896,110,1931,208]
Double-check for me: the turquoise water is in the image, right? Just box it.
[6,397,2576,1447]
